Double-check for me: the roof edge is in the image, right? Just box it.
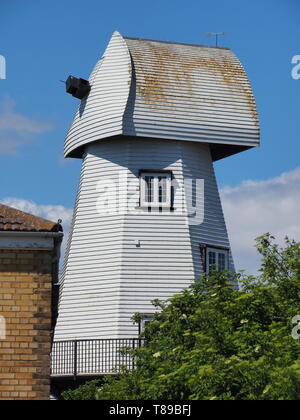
[123,35,231,50]
[0,203,63,233]
[0,231,63,238]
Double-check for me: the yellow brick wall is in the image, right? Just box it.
[0,249,53,400]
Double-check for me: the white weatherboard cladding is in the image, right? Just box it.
[55,142,127,340]
[55,138,232,340]
[64,32,131,158]
[123,38,259,149]
[181,142,234,278]
[64,31,259,159]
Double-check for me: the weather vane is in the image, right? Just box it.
[206,32,226,47]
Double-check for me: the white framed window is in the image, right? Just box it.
[140,172,172,208]
[206,247,229,273]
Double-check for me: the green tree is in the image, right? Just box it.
[65,235,300,400]
[62,380,102,400]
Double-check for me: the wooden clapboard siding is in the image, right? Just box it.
[55,139,129,339]
[180,142,235,280]
[64,32,259,161]
[55,138,233,340]
[123,37,259,154]
[64,32,131,158]
[55,31,259,343]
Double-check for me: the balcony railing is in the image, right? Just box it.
[51,339,143,378]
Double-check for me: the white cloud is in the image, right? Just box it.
[220,167,300,275]
[0,99,52,154]
[1,197,73,268]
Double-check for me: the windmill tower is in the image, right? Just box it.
[54,32,259,343]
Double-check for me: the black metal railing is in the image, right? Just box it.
[51,339,143,378]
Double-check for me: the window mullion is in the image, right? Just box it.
[166,176,171,206]
[153,176,159,206]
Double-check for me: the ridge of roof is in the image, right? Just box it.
[123,36,231,51]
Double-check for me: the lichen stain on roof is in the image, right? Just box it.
[126,39,259,126]
[0,204,62,232]
[64,32,260,160]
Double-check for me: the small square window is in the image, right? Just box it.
[140,172,172,208]
[200,244,229,273]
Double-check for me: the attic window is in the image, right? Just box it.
[200,244,229,273]
[140,172,172,208]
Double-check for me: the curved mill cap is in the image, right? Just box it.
[64,31,260,161]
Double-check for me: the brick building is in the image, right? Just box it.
[0,204,63,400]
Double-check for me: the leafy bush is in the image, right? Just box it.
[62,380,102,400]
[95,235,300,400]
[62,235,300,400]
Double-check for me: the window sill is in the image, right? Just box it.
[137,205,175,210]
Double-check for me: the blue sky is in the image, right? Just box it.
[0,0,299,272]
